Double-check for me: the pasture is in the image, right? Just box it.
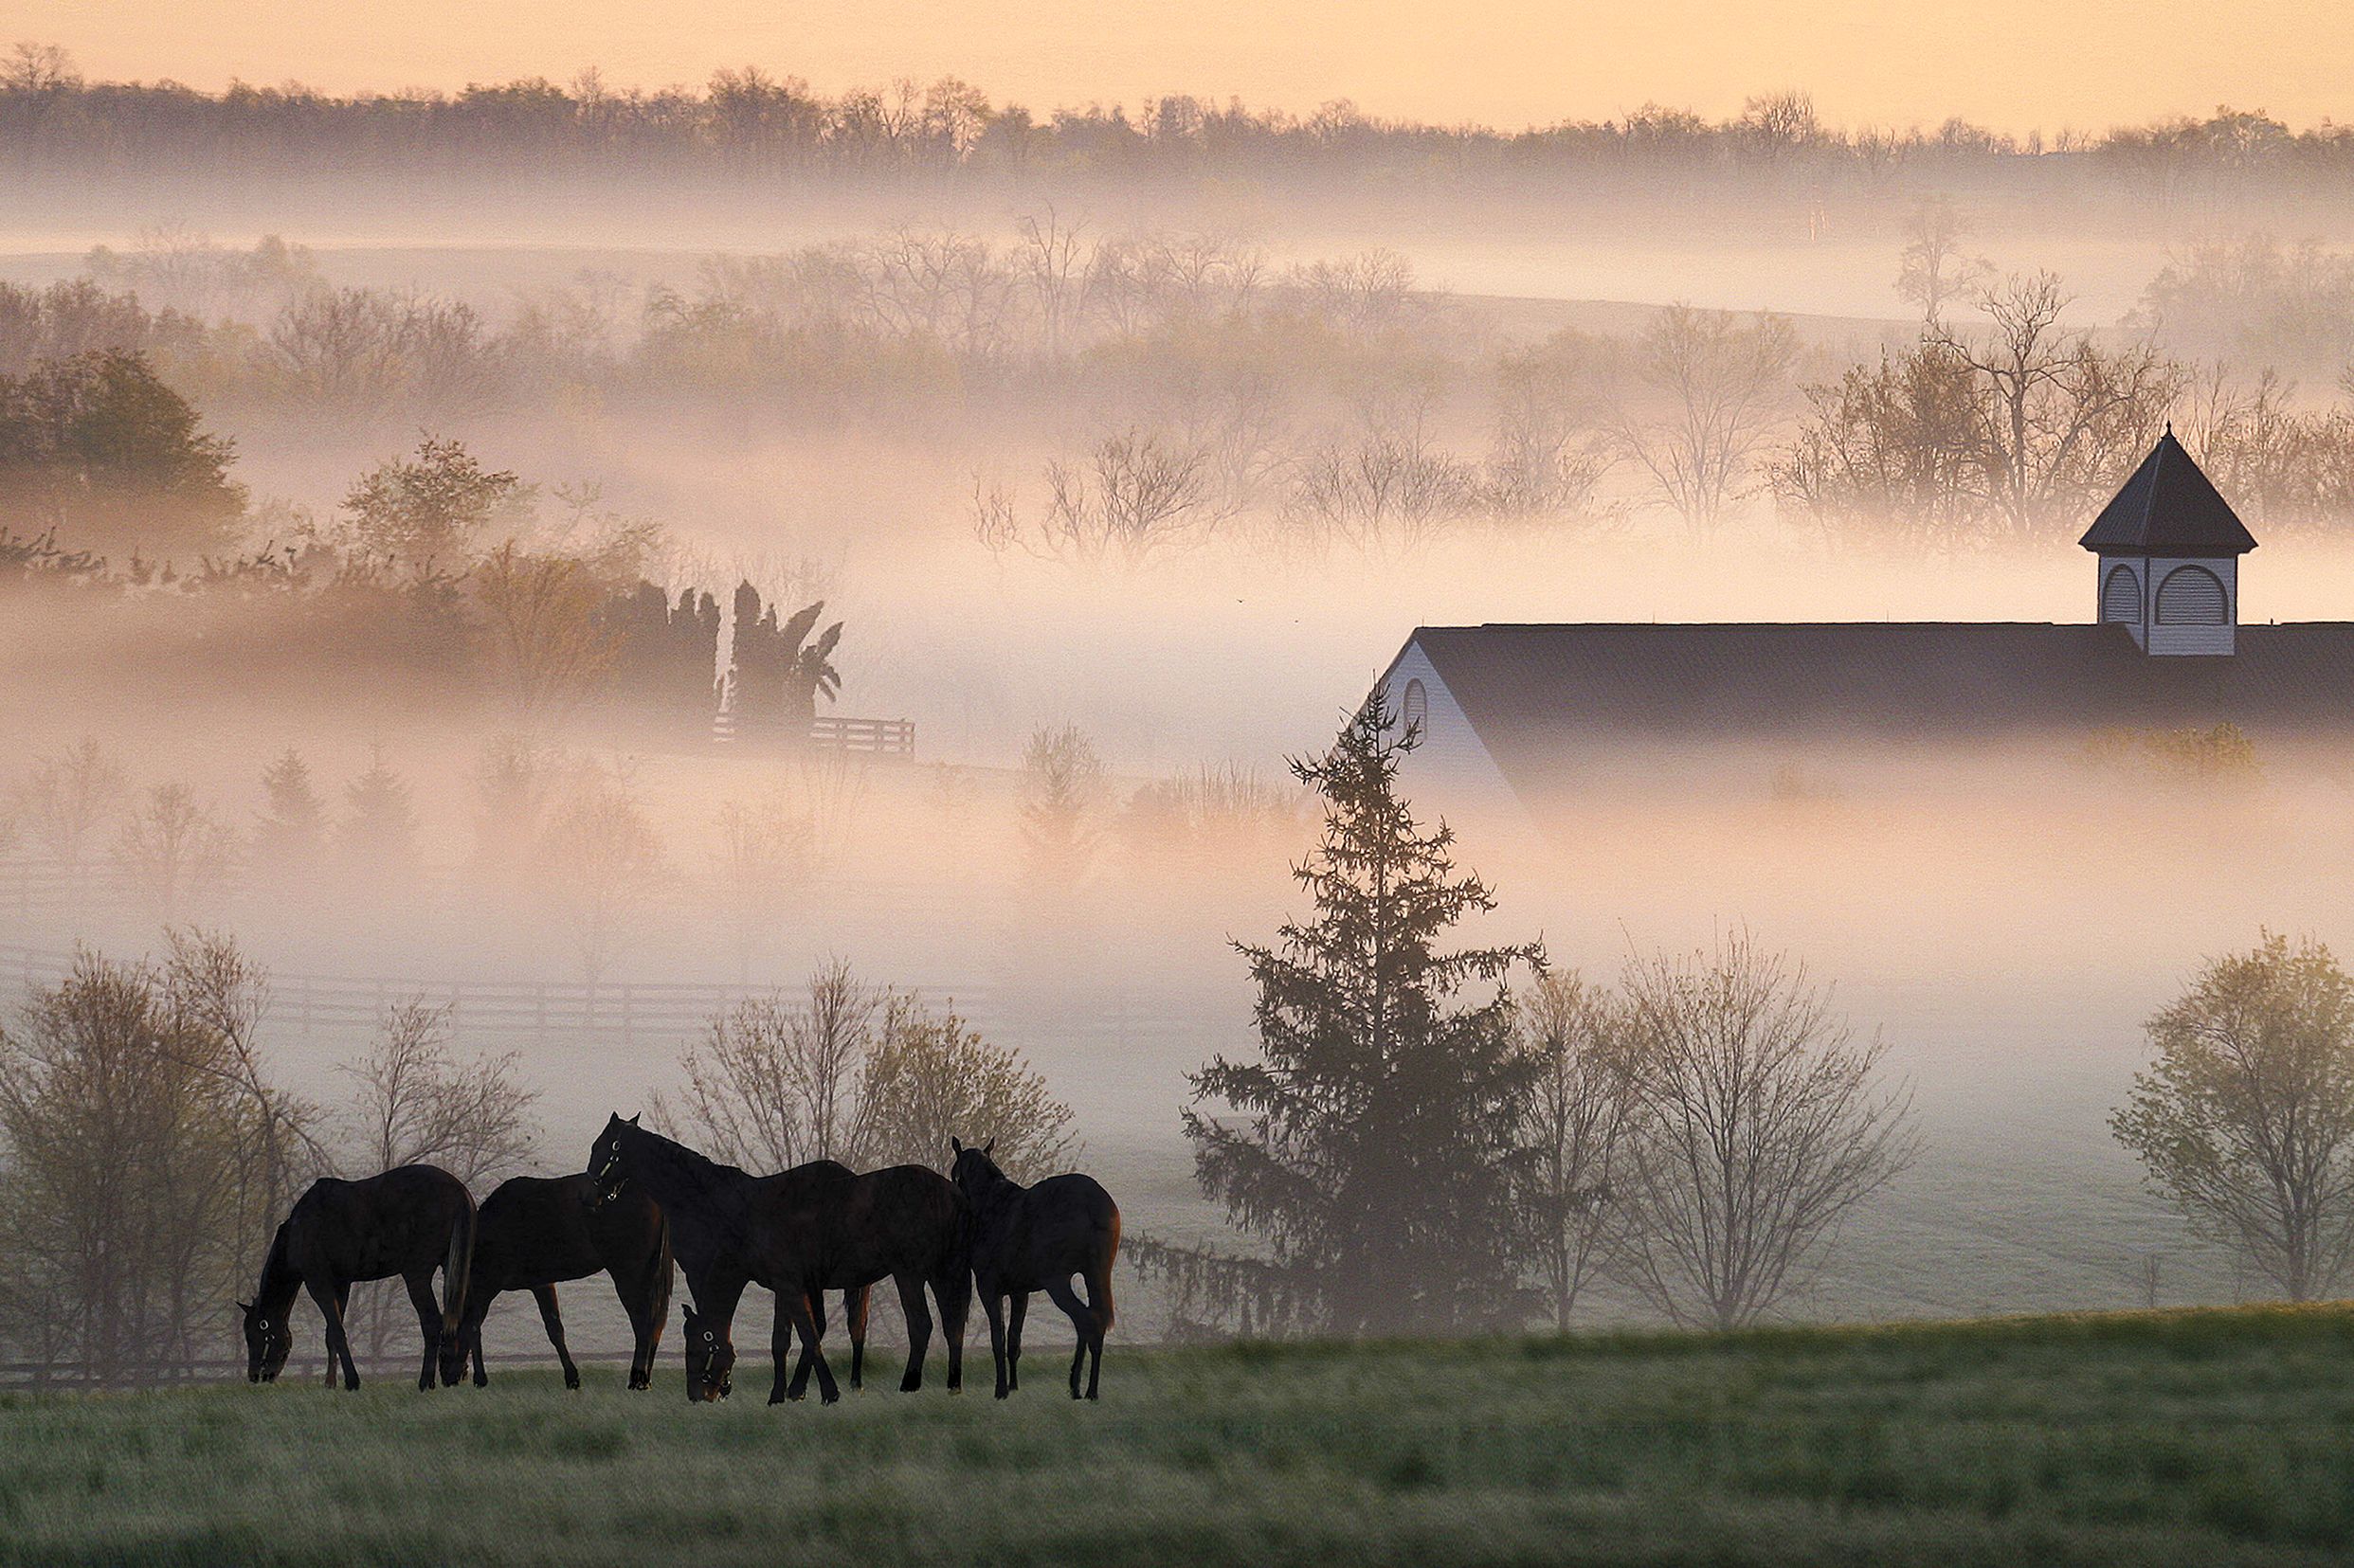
[3,1307,2352,1566]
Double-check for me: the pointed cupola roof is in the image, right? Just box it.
[2078,429,2257,556]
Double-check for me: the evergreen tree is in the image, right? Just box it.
[1175,683,1543,1335]
[337,746,421,880]
[251,748,325,874]
[0,350,246,565]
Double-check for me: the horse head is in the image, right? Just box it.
[241,1298,291,1383]
[948,1135,1001,1198]
[680,1305,734,1402]
[587,1112,643,1211]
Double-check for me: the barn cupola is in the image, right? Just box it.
[2079,428,2257,656]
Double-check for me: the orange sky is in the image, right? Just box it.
[12,0,2344,134]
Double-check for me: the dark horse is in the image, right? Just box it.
[588,1114,968,1405]
[951,1138,1119,1400]
[438,1174,674,1391]
[241,1164,476,1392]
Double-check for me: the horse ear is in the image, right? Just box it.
[627,1112,642,1126]
[236,1300,251,1312]
[983,1138,995,1157]
[951,1136,963,1155]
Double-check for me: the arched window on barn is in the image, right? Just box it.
[2101,564,2142,623]
[2156,565,2227,625]
[1401,678,1428,737]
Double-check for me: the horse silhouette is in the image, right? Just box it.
[241,1164,475,1392]
[951,1137,1119,1399]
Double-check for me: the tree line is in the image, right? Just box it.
[7,46,2351,202]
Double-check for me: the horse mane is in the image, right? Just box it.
[959,1151,1026,1216]
[255,1220,299,1312]
[620,1121,751,1207]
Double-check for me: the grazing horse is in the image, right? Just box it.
[438,1174,673,1391]
[241,1164,476,1392]
[951,1137,1119,1400]
[683,1285,871,1400]
[588,1114,968,1405]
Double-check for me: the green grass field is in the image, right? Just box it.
[5,1307,2354,1566]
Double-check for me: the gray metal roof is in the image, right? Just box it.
[1406,621,2354,783]
[2078,432,2257,557]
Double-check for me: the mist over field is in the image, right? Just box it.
[9,46,2354,1370]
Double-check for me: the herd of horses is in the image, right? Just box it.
[237,1116,1121,1403]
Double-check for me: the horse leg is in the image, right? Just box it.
[1006,1290,1029,1393]
[893,1274,930,1394]
[788,1289,827,1401]
[403,1271,444,1392]
[457,1291,492,1388]
[1043,1275,1094,1400]
[323,1283,353,1388]
[533,1284,581,1390]
[847,1286,872,1392]
[977,1281,1009,1400]
[309,1279,358,1391]
[935,1264,969,1394]
[773,1288,839,1405]
[616,1268,656,1392]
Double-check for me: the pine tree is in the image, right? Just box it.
[251,748,325,874]
[337,746,421,880]
[1176,683,1543,1335]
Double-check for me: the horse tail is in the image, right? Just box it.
[648,1212,675,1324]
[442,1187,478,1343]
[1091,1202,1120,1335]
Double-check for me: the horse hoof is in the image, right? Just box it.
[822,1390,840,1406]
[565,1372,582,1391]
[994,1387,1010,1401]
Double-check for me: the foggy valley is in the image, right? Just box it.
[9,47,2354,1369]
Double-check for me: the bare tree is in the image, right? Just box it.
[659,960,879,1170]
[1514,970,1636,1329]
[339,1001,539,1186]
[1771,337,1986,549]
[336,1000,538,1356]
[1615,305,1799,531]
[113,783,236,923]
[661,970,1077,1181]
[160,930,330,1287]
[472,542,621,724]
[1614,933,1917,1328]
[1930,272,2183,541]
[1894,195,1992,327]
[12,736,127,877]
[2112,933,2354,1302]
[533,765,665,987]
[2,42,81,94]
[1287,405,1477,554]
[710,793,812,982]
[1014,207,1089,358]
[978,429,1231,567]
[1482,352,1614,523]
